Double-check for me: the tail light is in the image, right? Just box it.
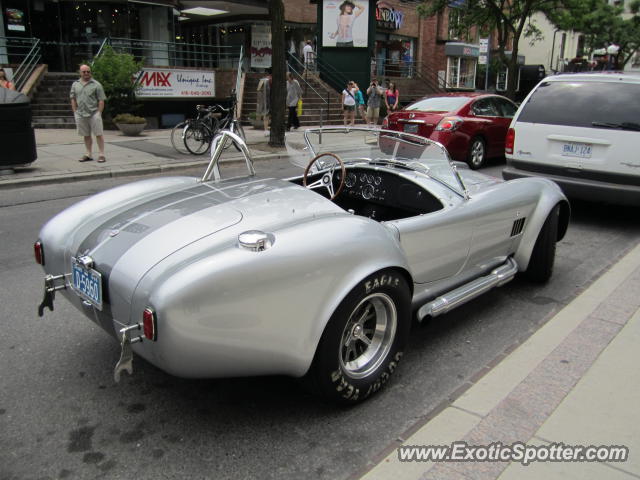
[142,308,157,341]
[382,116,389,128]
[435,116,464,132]
[505,128,515,155]
[34,241,44,265]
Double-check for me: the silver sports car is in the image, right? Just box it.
[35,128,569,404]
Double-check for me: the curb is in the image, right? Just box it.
[0,153,288,190]
[356,241,640,480]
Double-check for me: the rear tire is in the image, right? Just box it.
[304,269,411,404]
[467,137,486,170]
[524,205,559,282]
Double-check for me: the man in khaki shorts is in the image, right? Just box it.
[70,64,107,162]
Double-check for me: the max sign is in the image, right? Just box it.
[135,69,215,98]
[376,1,404,30]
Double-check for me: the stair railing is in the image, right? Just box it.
[0,36,42,92]
[287,54,331,123]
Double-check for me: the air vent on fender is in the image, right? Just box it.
[511,217,526,237]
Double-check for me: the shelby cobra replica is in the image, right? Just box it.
[35,128,569,403]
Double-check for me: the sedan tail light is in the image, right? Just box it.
[382,116,389,128]
[142,308,157,341]
[435,116,464,132]
[34,241,44,265]
[505,128,515,154]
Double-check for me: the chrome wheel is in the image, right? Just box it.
[339,293,397,379]
[469,138,485,169]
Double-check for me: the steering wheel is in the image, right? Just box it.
[303,153,346,200]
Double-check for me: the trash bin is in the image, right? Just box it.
[0,88,37,168]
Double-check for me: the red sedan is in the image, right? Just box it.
[382,93,517,169]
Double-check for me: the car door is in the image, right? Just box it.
[470,98,503,156]
[492,97,518,153]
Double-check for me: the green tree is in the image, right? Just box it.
[90,46,143,119]
[268,0,286,147]
[551,0,640,68]
[418,0,565,99]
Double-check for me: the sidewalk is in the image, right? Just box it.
[0,127,288,189]
[357,242,640,480]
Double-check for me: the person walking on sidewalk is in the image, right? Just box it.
[366,78,383,126]
[354,83,367,124]
[0,68,15,90]
[70,64,107,163]
[342,80,357,127]
[286,72,302,131]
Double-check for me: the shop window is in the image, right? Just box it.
[496,68,521,92]
[448,9,461,40]
[446,56,476,89]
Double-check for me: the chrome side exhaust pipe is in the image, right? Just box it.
[418,258,519,320]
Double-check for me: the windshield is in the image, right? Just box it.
[405,96,469,112]
[286,127,465,195]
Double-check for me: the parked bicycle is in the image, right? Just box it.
[174,96,246,155]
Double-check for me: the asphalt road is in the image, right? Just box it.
[1,159,638,480]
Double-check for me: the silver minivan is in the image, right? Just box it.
[503,73,640,206]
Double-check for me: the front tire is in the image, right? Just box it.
[467,137,486,170]
[183,121,211,155]
[524,204,559,282]
[305,269,411,404]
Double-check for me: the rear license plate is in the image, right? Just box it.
[71,259,103,310]
[403,124,419,134]
[561,142,592,158]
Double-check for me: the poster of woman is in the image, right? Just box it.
[322,0,368,48]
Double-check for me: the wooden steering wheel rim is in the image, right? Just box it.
[302,152,347,200]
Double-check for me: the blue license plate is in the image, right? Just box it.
[561,142,592,158]
[71,260,103,310]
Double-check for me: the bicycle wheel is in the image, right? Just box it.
[183,121,211,155]
[170,121,189,154]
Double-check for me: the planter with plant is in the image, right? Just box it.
[90,45,145,134]
[113,113,147,136]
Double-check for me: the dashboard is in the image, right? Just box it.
[336,167,443,215]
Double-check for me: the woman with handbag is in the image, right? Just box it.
[286,72,302,131]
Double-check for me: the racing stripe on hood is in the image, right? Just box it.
[76,179,269,278]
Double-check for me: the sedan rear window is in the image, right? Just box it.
[518,81,640,128]
[406,97,469,112]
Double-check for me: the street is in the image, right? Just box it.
[1,159,638,480]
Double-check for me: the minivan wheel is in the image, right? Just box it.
[467,137,486,170]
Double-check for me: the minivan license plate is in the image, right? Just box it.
[561,142,592,158]
[71,259,103,310]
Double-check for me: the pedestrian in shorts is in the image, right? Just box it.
[366,79,383,126]
[70,64,107,162]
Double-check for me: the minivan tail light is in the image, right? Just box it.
[435,116,464,131]
[142,308,157,341]
[505,128,515,154]
[34,241,44,265]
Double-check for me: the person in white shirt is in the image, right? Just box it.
[329,1,364,47]
[342,80,357,126]
[303,40,314,71]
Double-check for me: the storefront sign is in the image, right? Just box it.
[135,69,215,98]
[445,42,480,58]
[5,8,26,32]
[251,25,272,68]
[322,0,369,48]
[376,2,403,30]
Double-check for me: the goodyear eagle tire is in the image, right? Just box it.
[306,269,411,404]
[524,204,559,282]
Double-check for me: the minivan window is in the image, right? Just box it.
[518,81,640,128]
